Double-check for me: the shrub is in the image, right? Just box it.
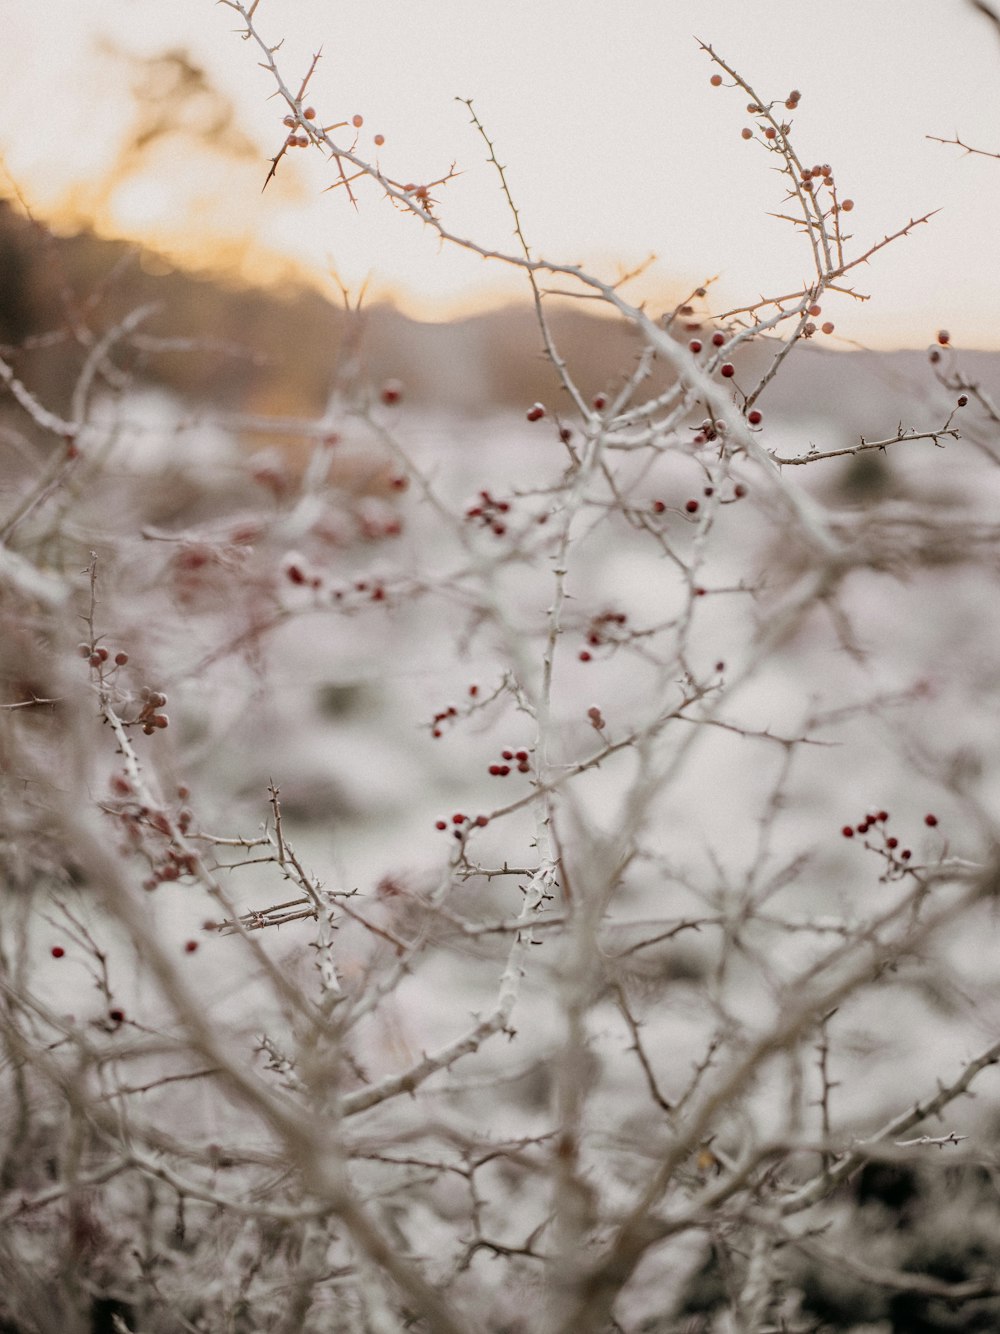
[2,9,1000,1333]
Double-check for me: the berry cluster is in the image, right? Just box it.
[578,609,628,662]
[488,747,531,777]
[690,417,728,446]
[135,688,169,735]
[466,489,512,536]
[430,702,460,739]
[434,812,490,838]
[840,809,942,875]
[79,642,129,672]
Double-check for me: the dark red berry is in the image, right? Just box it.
[720,363,735,378]
[841,826,854,838]
[579,650,592,662]
[435,820,447,830]
[51,945,65,958]
[712,332,726,347]
[689,339,703,353]
[747,409,762,425]
[526,403,546,422]
[108,1008,125,1024]
[887,837,899,849]
[685,499,699,514]
[924,813,938,827]
[184,940,199,954]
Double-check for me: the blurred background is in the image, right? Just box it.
[2,0,1000,401]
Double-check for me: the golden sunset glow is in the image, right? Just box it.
[4,0,1000,342]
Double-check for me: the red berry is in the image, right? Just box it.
[747,409,762,425]
[304,107,317,120]
[887,836,899,849]
[468,684,479,697]
[381,379,403,405]
[924,813,939,827]
[712,331,726,347]
[114,652,129,666]
[108,1008,125,1024]
[901,849,912,861]
[501,750,514,761]
[734,483,747,498]
[937,330,950,346]
[374,133,385,146]
[579,650,592,662]
[720,363,735,378]
[652,500,666,513]
[51,945,65,958]
[840,199,854,212]
[841,826,854,838]
[808,304,822,317]
[877,810,889,822]
[526,403,546,422]
[184,940,199,954]
[689,339,703,353]
[352,114,364,128]
[821,322,835,335]
[474,814,489,827]
[452,813,467,824]
[685,499,699,514]
[710,73,723,87]
[435,820,447,830]
[764,127,777,140]
[741,127,753,140]
[592,393,608,410]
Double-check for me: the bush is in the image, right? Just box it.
[3,8,1000,1332]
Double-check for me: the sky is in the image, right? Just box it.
[3,0,1000,348]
